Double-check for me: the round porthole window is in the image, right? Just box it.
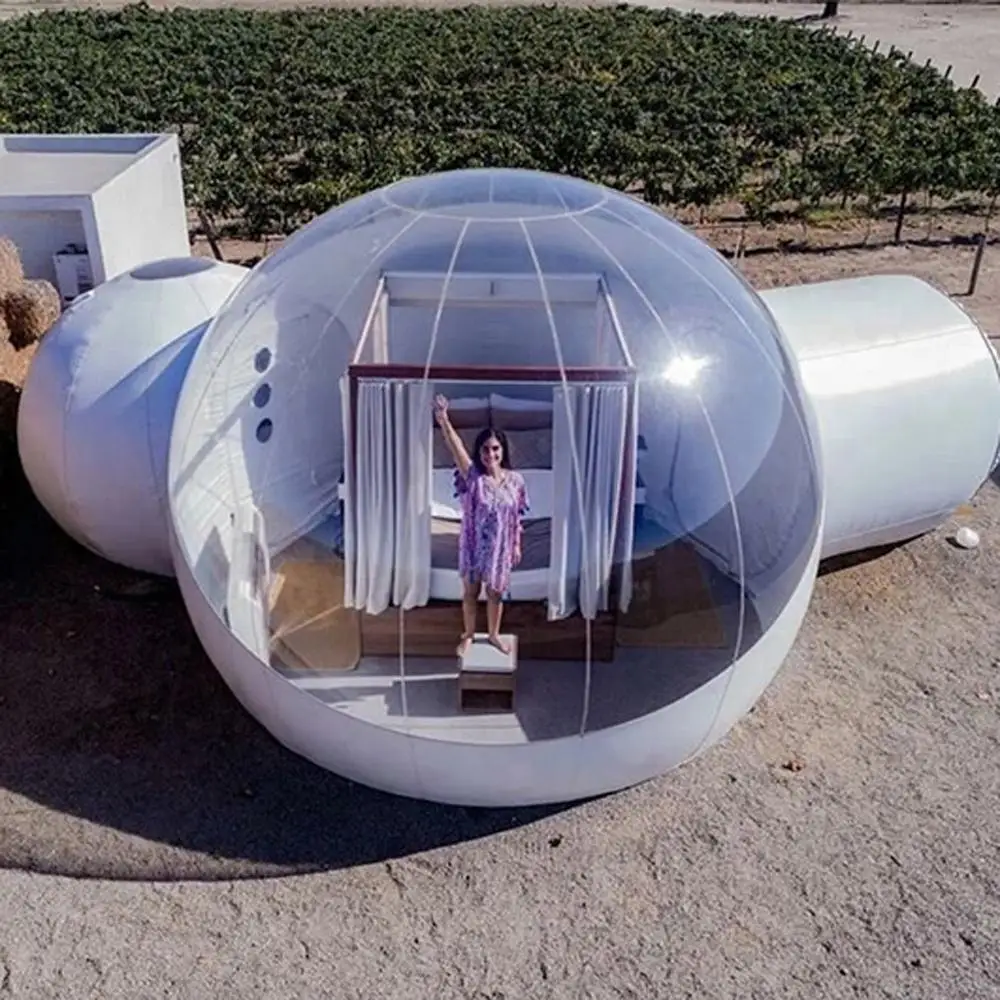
[255,418,273,444]
[254,347,272,373]
[253,383,271,408]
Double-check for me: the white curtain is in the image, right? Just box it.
[341,377,432,615]
[548,383,637,621]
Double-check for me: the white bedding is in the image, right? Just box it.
[427,467,644,602]
[430,516,554,601]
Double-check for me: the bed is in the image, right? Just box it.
[430,470,556,601]
[338,268,643,623]
[426,392,646,603]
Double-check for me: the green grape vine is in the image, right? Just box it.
[1,4,996,239]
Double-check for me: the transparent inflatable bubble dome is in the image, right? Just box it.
[170,168,823,746]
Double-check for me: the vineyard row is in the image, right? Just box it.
[0,4,998,238]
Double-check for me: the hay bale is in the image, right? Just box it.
[0,238,24,297]
[4,280,61,350]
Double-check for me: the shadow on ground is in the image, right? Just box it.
[0,423,567,882]
[0,373,918,883]
[817,539,914,578]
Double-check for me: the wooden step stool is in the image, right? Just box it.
[458,634,518,713]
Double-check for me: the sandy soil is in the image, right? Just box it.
[1,216,998,996]
[2,3,1000,998]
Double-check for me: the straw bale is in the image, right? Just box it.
[4,280,61,350]
[0,238,23,296]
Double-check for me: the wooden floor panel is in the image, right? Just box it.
[269,538,725,672]
[359,600,617,662]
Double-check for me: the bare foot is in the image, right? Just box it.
[457,632,474,657]
[487,633,511,656]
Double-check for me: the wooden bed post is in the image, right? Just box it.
[596,287,607,368]
[375,285,389,364]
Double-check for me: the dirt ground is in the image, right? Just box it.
[3,3,1000,998]
[1,218,999,998]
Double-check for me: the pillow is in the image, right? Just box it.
[438,395,489,429]
[504,428,553,470]
[490,392,553,431]
[431,469,463,520]
[432,426,479,468]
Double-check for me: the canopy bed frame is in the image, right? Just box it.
[337,269,644,663]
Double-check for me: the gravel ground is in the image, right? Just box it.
[2,478,1000,999]
[1,232,999,999]
[2,2,1000,998]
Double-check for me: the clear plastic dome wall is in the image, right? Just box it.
[169,169,825,806]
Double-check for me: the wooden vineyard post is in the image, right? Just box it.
[894,192,908,245]
[967,233,988,297]
[197,207,224,261]
[734,224,747,270]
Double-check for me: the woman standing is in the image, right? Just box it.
[433,394,528,657]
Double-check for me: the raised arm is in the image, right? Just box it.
[433,394,472,477]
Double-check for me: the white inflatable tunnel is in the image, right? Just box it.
[761,275,1000,559]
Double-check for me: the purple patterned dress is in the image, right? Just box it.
[454,466,530,595]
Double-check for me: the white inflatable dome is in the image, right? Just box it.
[18,256,249,576]
[169,168,824,806]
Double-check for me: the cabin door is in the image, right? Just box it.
[226,504,272,661]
